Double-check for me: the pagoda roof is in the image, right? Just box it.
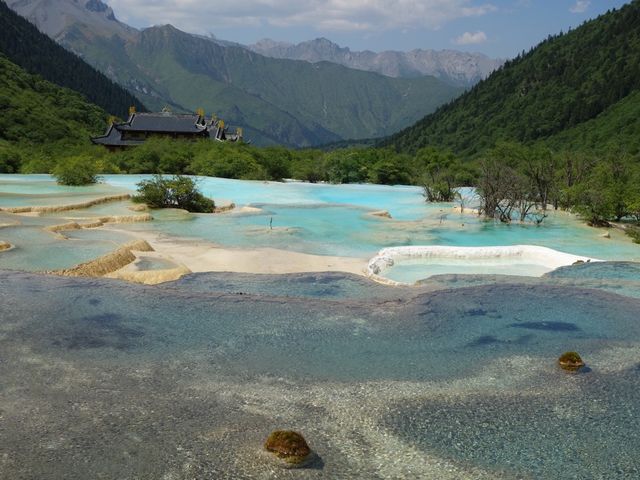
[91,124,144,146]
[91,111,243,147]
[116,112,207,134]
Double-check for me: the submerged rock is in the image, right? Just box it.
[370,210,392,219]
[558,351,585,372]
[264,430,312,468]
[128,203,149,212]
[213,202,236,214]
[0,241,12,251]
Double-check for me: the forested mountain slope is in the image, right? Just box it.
[383,1,640,158]
[545,89,640,154]
[0,54,106,144]
[0,0,145,118]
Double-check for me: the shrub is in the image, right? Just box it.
[133,175,215,213]
[52,155,98,185]
[626,225,640,244]
[0,143,21,173]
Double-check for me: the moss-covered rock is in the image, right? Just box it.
[264,430,312,467]
[558,351,585,372]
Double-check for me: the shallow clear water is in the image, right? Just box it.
[1,270,639,478]
[543,261,640,299]
[548,260,640,281]
[133,256,178,271]
[385,258,553,283]
[171,271,417,300]
[2,176,640,478]
[41,200,140,218]
[0,174,128,207]
[0,212,135,271]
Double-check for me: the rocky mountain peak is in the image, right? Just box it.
[84,0,115,20]
[7,0,136,41]
[249,38,504,86]
[253,38,293,49]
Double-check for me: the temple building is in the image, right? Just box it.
[91,108,243,151]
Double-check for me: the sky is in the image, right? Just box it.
[108,0,630,59]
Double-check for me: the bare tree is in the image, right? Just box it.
[476,145,549,224]
[476,157,520,222]
[521,146,556,211]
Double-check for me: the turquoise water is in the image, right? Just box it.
[2,174,640,275]
[385,258,553,283]
[41,200,141,218]
[0,211,135,271]
[0,174,128,207]
[133,256,178,271]
[102,174,430,221]
[1,270,639,478]
[102,174,640,262]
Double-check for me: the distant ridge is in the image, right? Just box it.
[249,37,504,87]
[0,0,145,119]
[383,1,640,158]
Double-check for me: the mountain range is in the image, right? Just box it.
[249,38,503,87]
[384,1,640,158]
[6,0,480,147]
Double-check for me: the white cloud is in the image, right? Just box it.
[453,31,487,45]
[569,0,590,13]
[109,0,497,33]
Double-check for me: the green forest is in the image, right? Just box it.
[0,55,107,150]
[0,0,145,118]
[383,1,640,159]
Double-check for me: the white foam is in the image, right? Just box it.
[367,245,600,285]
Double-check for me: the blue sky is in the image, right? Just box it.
[109,0,629,58]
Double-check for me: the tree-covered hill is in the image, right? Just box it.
[0,0,145,118]
[545,89,640,155]
[383,1,640,158]
[0,54,107,144]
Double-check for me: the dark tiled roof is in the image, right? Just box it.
[91,113,243,146]
[91,124,144,146]
[117,113,206,133]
